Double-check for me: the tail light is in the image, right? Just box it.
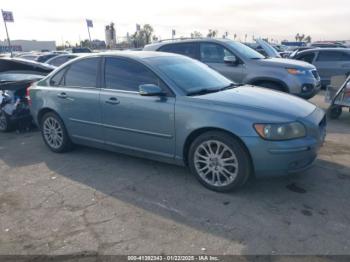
[26,85,32,106]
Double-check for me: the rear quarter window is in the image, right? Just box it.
[158,43,198,59]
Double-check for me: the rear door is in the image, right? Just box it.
[100,57,175,159]
[49,57,104,143]
[199,42,244,82]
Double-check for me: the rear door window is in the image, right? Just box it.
[63,57,100,88]
[200,43,233,63]
[158,43,198,59]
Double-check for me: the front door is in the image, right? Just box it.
[199,42,245,83]
[100,57,175,159]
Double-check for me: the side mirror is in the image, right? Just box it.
[224,55,238,65]
[139,84,164,96]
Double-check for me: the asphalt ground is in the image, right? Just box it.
[0,91,349,258]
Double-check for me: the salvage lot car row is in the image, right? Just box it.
[1,38,349,192]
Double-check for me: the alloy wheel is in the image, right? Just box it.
[43,117,64,149]
[194,140,239,187]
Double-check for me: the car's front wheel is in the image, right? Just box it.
[40,112,73,153]
[188,131,252,192]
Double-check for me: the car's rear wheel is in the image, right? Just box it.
[40,112,73,153]
[0,110,13,132]
[188,131,252,192]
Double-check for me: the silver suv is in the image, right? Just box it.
[144,38,321,99]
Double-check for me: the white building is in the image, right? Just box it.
[0,40,56,52]
[105,23,116,48]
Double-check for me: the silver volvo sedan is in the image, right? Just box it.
[29,52,326,192]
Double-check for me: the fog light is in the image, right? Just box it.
[301,84,313,93]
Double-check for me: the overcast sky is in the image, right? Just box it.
[1,0,349,44]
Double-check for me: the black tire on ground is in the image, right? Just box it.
[188,131,252,192]
[40,112,73,153]
[0,110,13,132]
[329,105,342,119]
[257,82,286,92]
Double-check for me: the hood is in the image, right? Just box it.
[0,73,43,91]
[0,57,55,75]
[193,86,316,120]
[257,57,315,70]
[256,39,281,58]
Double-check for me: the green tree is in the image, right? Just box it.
[190,31,202,38]
[131,24,154,48]
[305,35,312,43]
[207,29,218,38]
[80,39,90,48]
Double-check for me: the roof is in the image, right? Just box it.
[297,47,350,54]
[144,38,234,50]
[85,50,182,60]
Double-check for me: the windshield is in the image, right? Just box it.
[256,39,281,58]
[226,41,265,59]
[148,56,232,94]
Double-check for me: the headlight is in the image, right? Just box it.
[254,122,306,140]
[286,68,307,75]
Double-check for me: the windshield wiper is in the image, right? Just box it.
[218,83,241,91]
[187,88,221,96]
[187,83,241,96]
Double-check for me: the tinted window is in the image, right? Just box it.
[63,57,99,87]
[50,69,66,86]
[297,52,315,63]
[104,57,161,92]
[148,56,232,94]
[200,43,233,63]
[159,43,197,59]
[317,51,350,62]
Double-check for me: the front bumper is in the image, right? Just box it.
[287,72,321,99]
[241,107,326,177]
[242,136,322,177]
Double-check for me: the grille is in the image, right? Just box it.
[312,70,320,80]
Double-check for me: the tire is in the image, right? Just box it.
[0,110,13,132]
[257,82,285,92]
[188,131,252,192]
[40,112,73,153]
[329,105,342,119]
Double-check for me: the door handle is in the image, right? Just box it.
[57,92,68,99]
[105,97,120,105]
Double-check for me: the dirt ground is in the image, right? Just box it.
[0,91,349,257]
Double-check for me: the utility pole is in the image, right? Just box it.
[86,19,93,48]
[1,10,14,57]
